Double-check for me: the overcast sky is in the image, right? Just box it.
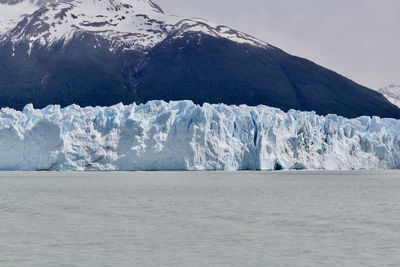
[157,0,399,89]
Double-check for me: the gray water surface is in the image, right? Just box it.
[1,171,400,266]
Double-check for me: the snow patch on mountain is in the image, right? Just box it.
[1,0,269,52]
[0,100,399,171]
[0,1,38,34]
[378,83,400,108]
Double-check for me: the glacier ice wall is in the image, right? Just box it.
[0,100,400,171]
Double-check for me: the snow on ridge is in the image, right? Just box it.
[1,0,269,52]
[0,1,38,34]
[0,100,399,171]
[378,83,400,108]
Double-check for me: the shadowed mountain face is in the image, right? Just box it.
[137,34,400,119]
[0,0,399,119]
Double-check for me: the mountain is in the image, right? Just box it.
[378,84,400,108]
[0,0,399,119]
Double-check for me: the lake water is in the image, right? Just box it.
[1,171,400,266]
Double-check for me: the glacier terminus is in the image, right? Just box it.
[0,100,399,171]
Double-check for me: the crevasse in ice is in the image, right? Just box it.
[0,100,399,171]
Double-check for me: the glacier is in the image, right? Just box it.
[0,100,400,171]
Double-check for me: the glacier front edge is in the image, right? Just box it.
[0,100,399,171]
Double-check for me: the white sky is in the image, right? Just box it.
[157,0,400,89]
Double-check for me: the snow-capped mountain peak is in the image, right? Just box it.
[1,0,269,52]
[378,83,400,108]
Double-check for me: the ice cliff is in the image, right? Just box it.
[0,100,399,171]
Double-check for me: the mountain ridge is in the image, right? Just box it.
[1,0,269,52]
